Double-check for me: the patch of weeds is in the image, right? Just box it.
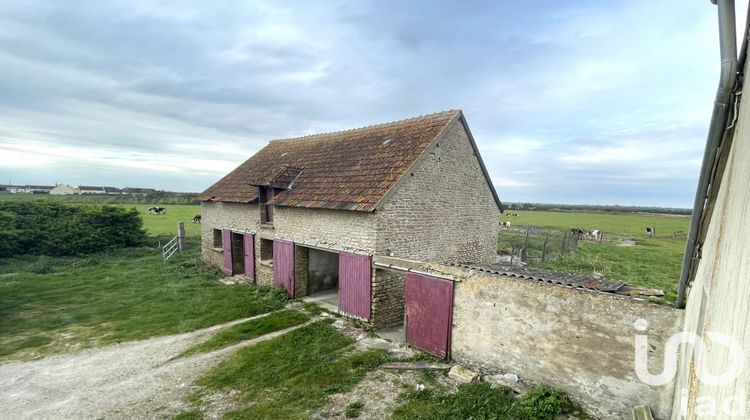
[194,321,392,418]
[393,383,586,420]
[301,301,324,316]
[394,382,515,419]
[345,401,365,418]
[513,385,587,420]
[180,310,309,357]
[419,370,440,387]
[173,410,202,420]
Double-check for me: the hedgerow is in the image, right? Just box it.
[0,201,146,257]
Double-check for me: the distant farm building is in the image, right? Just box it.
[7,185,54,194]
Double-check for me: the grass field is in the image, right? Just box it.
[499,210,690,302]
[187,321,392,418]
[0,242,288,361]
[179,309,310,357]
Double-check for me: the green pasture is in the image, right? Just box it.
[0,242,288,361]
[499,210,691,302]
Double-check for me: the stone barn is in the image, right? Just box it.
[199,110,502,327]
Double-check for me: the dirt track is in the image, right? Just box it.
[0,312,304,419]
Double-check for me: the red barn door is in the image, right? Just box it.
[405,273,454,359]
[272,240,295,297]
[222,229,232,274]
[338,252,371,320]
[244,233,255,281]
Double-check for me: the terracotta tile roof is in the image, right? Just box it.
[199,110,497,212]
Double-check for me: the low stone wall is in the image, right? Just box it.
[370,256,683,419]
[449,270,682,419]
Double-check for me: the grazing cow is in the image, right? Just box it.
[193,214,202,223]
[588,229,603,241]
[499,221,512,229]
[147,206,167,215]
[570,228,586,239]
[645,227,655,238]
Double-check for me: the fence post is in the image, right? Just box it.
[542,233,549,262]
[177,222,186,251]
[511,245,515,264]
[561,231,567,256]
[523,228,530,262]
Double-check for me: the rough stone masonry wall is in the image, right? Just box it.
[294,245,309,297]
[273,206,377,253]
[200,202,259,268]
[375,117,501,265]
[371,269,406,328]
[450,270,683,420]
[202,203,377,287]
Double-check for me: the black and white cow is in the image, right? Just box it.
[645,227,655,238]
[500,221,512,229]
[570,228,586,239]
[147,206,167,215]
[192,214,202,223]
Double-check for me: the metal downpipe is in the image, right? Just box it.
[675,0,737,308]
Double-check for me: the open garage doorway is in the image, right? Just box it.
[295,246,338,310]
[303,248,339,310]
[308,249,339,294]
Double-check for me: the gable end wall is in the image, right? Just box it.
[375,118,501,265]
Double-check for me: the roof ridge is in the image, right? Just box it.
[268,109,460,144]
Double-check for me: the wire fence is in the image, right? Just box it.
[497,225,581,264]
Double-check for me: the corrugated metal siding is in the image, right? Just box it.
[222,229,232,274]
[244,233,255,281]
[338,252,372,320]
[272,240,295,297]
[405,273,454,359]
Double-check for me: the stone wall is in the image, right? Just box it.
[273,207,377,253]
[371,269,406,328]
[200,201,259,268]
[450,270,682,419]
[294,245,309,297]
[375,117,501,265]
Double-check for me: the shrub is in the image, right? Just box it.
[0,201,147,257]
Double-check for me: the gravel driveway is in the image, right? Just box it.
[0,311,304,419]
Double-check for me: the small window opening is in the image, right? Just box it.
[260,238,273,262]
[213,229,223,248]
[260,187,275,224]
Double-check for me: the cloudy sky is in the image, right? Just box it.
[0,0,745,207]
